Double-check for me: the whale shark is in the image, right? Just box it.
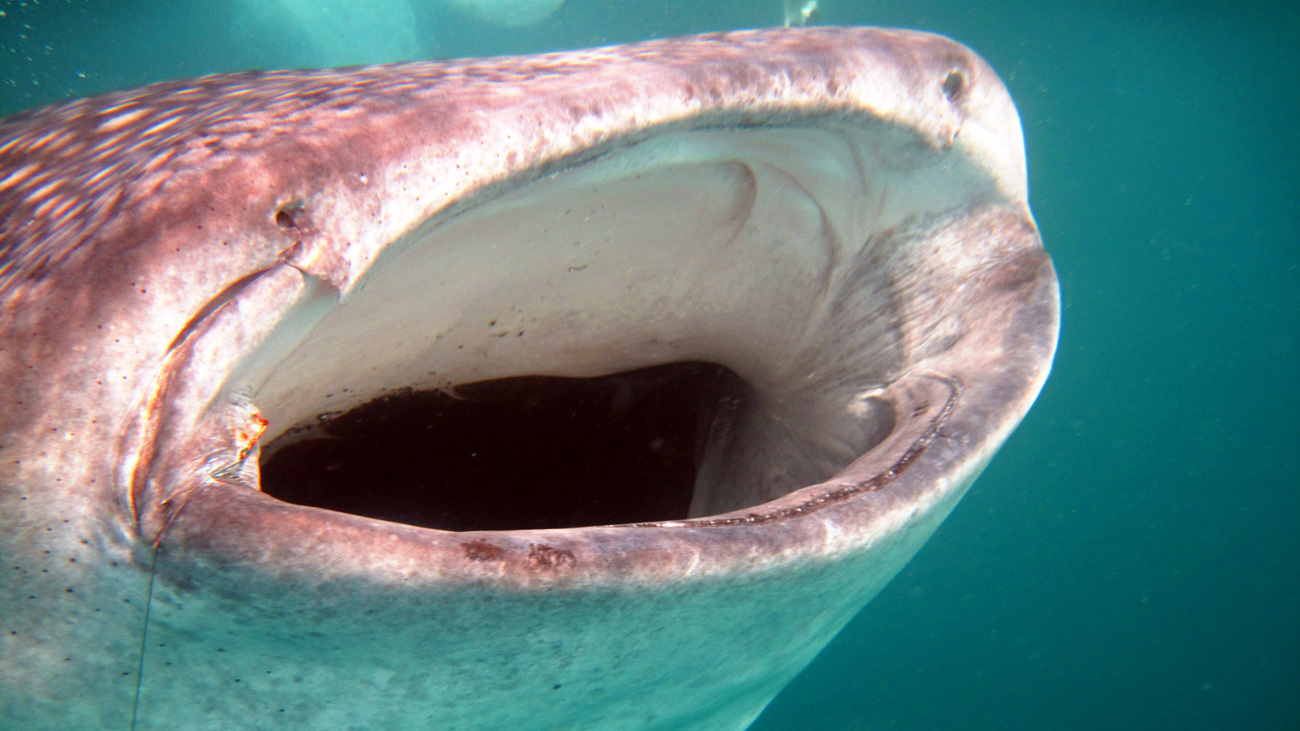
[0,27,1058,730]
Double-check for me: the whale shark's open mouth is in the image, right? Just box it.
[234,126,941,534]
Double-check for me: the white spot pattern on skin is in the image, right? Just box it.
[0,162,39,189]
[97,107,149,132]
[0,28,968,297]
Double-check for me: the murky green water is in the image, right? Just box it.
[2,1,1295,728]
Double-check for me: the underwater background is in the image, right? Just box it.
[1,0,1295,728]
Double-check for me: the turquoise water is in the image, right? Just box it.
[2,1,1296,728]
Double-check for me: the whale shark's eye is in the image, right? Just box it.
[943,69,968,102]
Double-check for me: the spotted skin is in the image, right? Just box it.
[0,29,976,287]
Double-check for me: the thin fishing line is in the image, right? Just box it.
[129,540,160,731]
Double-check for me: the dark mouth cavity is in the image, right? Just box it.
[259,361,749,531]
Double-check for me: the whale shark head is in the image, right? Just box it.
[0,27,1058,730]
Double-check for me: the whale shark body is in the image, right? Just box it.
[0,27,1058,729]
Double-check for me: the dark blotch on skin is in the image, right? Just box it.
[461,540,505,561]
[527,544,575,570]
[260,361,748,531]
